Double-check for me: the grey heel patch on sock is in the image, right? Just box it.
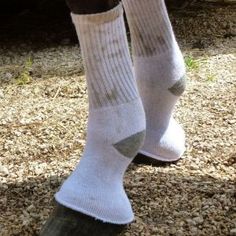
[113,130,146,158]
[168,76,186,96]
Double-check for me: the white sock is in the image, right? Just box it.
[55,4,146,224]
[123,0,186,161]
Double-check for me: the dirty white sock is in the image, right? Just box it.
[55,4,146,224]
[123,0,186,161]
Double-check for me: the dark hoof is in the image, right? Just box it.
[133,153,180,166]
[40,203,127,236]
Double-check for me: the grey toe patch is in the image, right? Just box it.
[113,130,146,158]
[168,76,186,96]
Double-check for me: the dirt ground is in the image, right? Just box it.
[0,2,235,236]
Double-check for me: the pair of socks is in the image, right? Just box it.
[56,0,186,224]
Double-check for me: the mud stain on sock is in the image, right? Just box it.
[90,80,120,108]
[90,81,104,108]
[112,39,119,45]
[132,25,167,57]
[106,87,119,104]
[107,49,123,59]
[168,76,186,96]
[113,130,146,158]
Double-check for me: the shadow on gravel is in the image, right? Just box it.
[1,166,235,235]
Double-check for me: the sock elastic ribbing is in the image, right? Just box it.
[55,4,146,224]
[123,0,186,162]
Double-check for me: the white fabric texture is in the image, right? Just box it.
[55,4,146,224]
[123,0,186,161]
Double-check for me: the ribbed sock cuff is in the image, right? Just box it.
[70,2,139,109]
[123,0,177,56]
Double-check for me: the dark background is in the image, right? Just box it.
[0,0,234,48]
[0,0,201,16]
[0,0,68,16]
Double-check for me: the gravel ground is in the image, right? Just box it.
[0,3,236,236]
